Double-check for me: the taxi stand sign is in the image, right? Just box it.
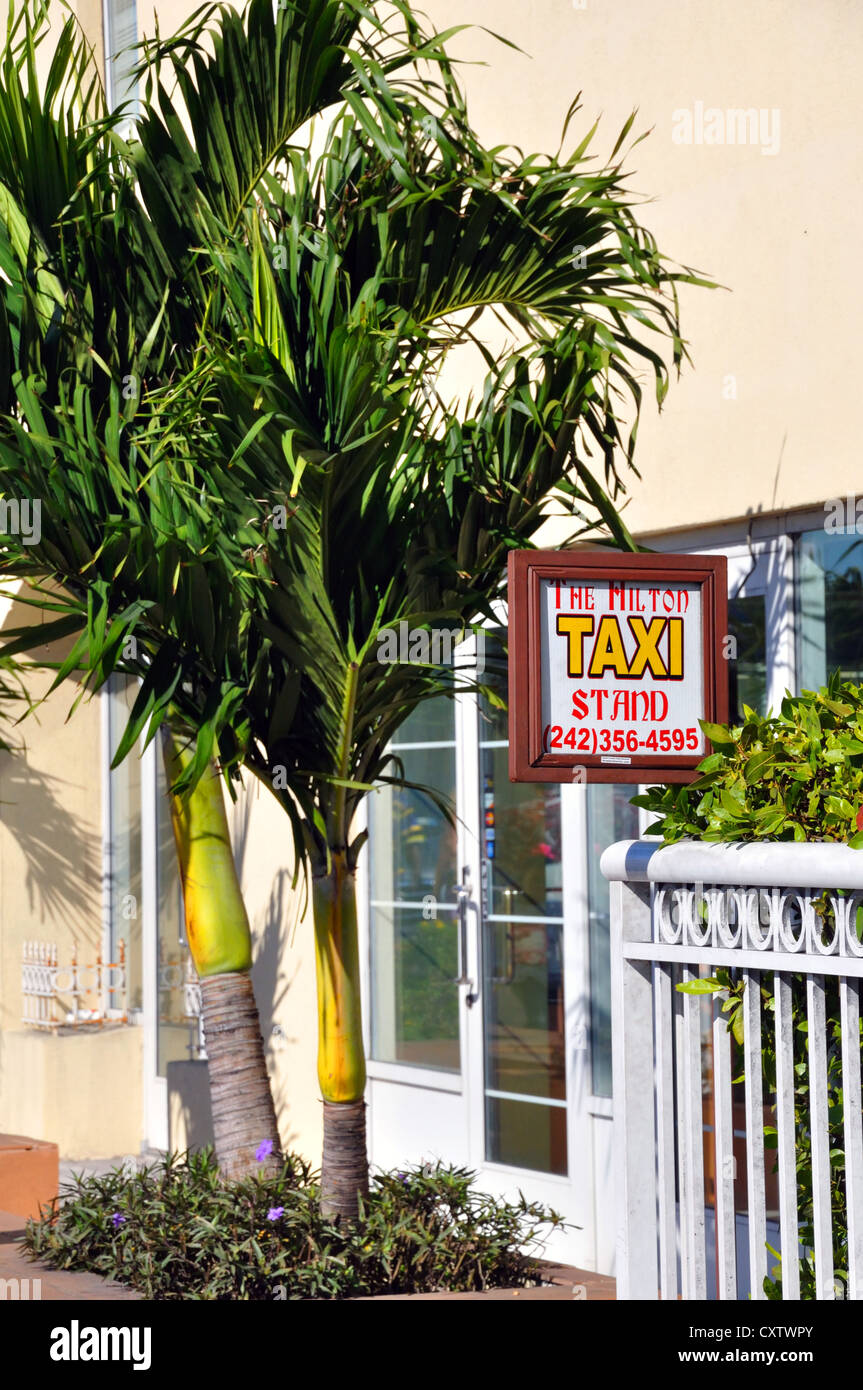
[507,550,728,784]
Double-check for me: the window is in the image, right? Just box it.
[797,528,863,688]
[369,699,460,1072]
[156,733,196,1074]
[728,593,768,718]
[480,634,567,1174]
[103,0,139,117]
[586,784,640,1098]
[107,676,142,1011]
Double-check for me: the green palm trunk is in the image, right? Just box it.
[312,853,368,1220]
[163,733,280,1179]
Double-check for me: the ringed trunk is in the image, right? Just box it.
[164,732,280,1179]
[312,853,368,1222]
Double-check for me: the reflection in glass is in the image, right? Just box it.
[107,677,142,1011]
[478,631,567,1173]
[484,922,565,1100]
[728,594,767,718]
[798,530,863,688]
[371,906,460,1071]
[486,1096,567,1177]
[370,745,456,904]
[480,744,562,918]
[156,733,199,1074]
[586,784,640,1098]
[369,697,460,1072]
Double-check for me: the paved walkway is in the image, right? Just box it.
[0,1210,141,1301]
[352,1262,617,1301]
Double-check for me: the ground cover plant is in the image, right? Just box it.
[637,673,863,1297]
[23,1149,564,1300]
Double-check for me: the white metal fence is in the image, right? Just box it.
[602,838,863,1302]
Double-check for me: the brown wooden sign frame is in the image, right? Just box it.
[507,550,729,784]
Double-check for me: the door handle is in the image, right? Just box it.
[453,866,477,1004]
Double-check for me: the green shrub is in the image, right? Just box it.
[23,1150,564,1300]
[634,672,863,845]
[635,673,863,1299]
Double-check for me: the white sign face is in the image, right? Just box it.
[539,576,706,767]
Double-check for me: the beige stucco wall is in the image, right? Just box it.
[0,578,322,1164]
[0,587,125,1153]
[418,0,862,538]
[1,1027,142,1156]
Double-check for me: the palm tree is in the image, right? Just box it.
[0,0,460,1178]
[0,0,712,1216]
[125,91,709,1217]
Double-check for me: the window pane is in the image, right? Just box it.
[586,783,640,1098]
[370,745,456,903]
[391,695,455,746]
[371,905,460,1071]
[105,0,139,112]
[370,697,460,1071]
[728,593,767,718]
[480,745,562,917]
[485,1095,567,1177]
[798,530,863,687]
[479,629,562,918]
[108,678,142,1012]
[478,630,567,1173]
[484,922,566,1098]
[156,736,197,1074]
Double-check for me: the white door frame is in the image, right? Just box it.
[141,735,166,1151]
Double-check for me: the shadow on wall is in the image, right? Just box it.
[252,864,305,1155]
[234,778,309,1154]
[0,756,101,953]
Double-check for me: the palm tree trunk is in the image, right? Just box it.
[198,970,280,1181]
[312,851,368,1221]
[164,732,280,1179]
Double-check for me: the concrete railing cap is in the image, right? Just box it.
[600,837,863,891]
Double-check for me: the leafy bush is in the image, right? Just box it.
[635,673,863,844]
[23,1150,564,1300]
[636,674,863,1298]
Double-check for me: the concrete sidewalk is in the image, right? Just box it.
[0,1210,141,1301]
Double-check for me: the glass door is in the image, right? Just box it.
[456,635,588,1261]
[142,731,197,1151]
[474,681,568,1177]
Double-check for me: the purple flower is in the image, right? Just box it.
[111,1212,126,1228]
[266,1207,285,1222]
[255,1140,274,1163]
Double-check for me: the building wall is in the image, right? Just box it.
[420,0,860,540]
[0,586,112,1153]
[0,578,322,1162]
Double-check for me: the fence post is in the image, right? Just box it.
[610,876,657,1299]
